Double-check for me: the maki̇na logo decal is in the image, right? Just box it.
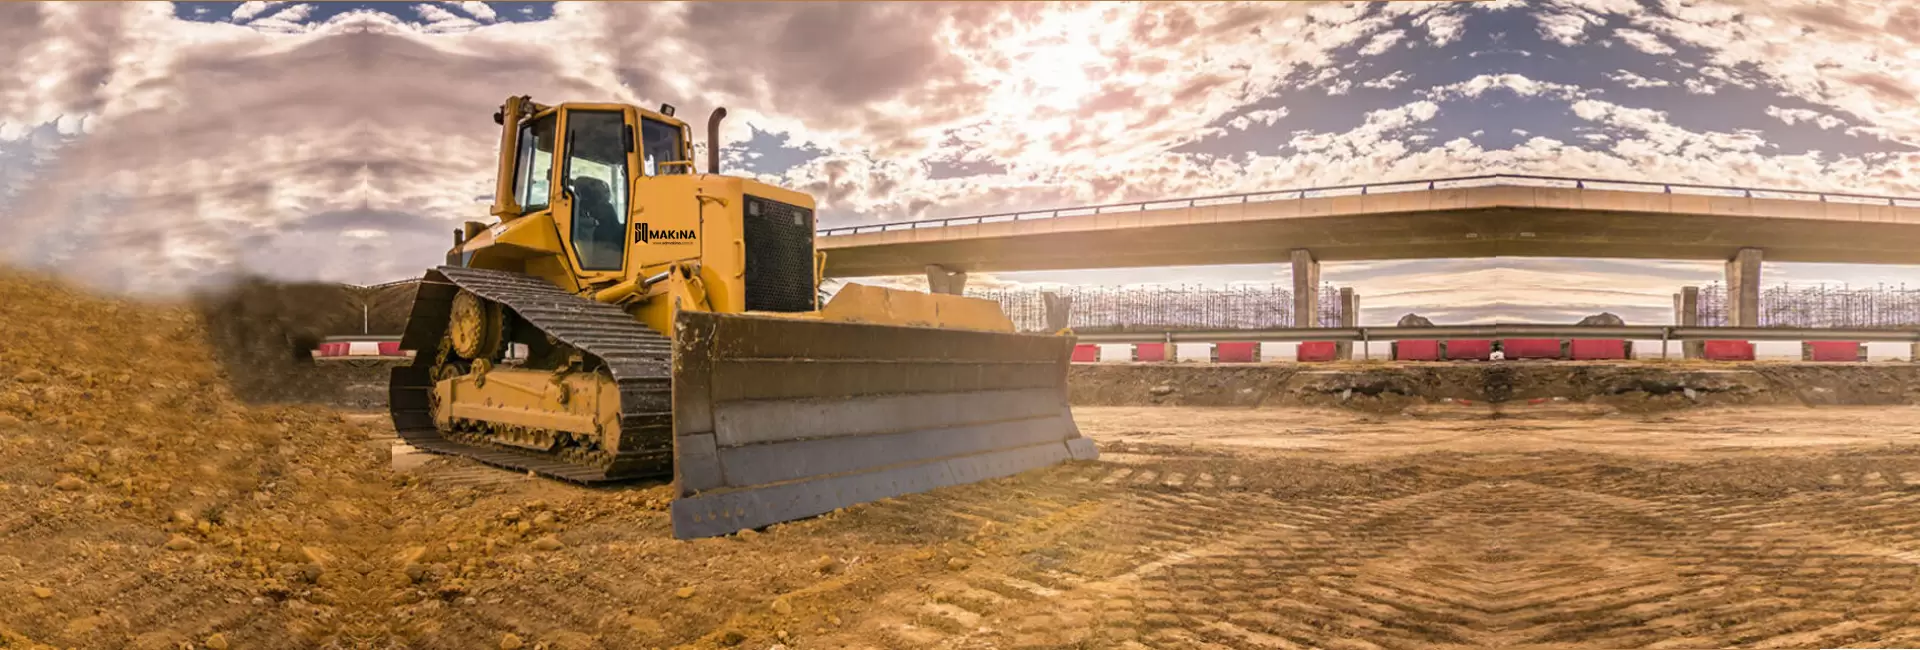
[634,223,696,244]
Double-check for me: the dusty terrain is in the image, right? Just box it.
[0,270,394,649]
[5,269,1920,648]
[372,405,1920,649]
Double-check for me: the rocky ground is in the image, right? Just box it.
[6,269,1920,648]
[0,270,392,649]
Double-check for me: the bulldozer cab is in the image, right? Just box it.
[490,98,695,286]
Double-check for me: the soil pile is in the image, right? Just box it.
[364,281,420,335]
[189,277,416,406]
[0,268,393,648]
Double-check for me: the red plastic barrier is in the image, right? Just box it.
[315,342,349,357]
[1073,344,1101,362]
[1807,341,1862,362]
[1071,344,1100,363]
[1502,339,1564,360]
[1569,339,1627,360]
[378,341,403,356]
[1133,343,1168,362]
[1703,340,1754,361]
[1444,339,1492,361]
[1394,340,1441,361]
[1214,342,1259,363]
[1297,341,1339,362]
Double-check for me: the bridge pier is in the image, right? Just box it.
[1337,287,1359,360]
[1725,248,1762,327]
[1677,285,1702,359]
[925,264,968,295]
[1291,249,1319,328]
[1042,291,1072,331]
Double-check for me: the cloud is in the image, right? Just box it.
[1362,70,1413,90]
[412,3,484,32]
[453,2,499,23]
[1611,27,1675,55]
[1765,105,1846,130]
[1423,73,1592,101]
[1534,6,1602,46]
[1607,69,1670,88]
[1416,7,1468,46]
[1359,29,1405,56]
[231,1,286,23]
[1228,108,1289,131]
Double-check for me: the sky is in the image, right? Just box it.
[4,1,1920,324]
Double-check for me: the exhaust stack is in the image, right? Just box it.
[707,107,727,174]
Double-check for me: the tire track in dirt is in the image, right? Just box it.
[791,452,1920,650]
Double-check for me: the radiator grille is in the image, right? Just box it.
[742,194,817,313]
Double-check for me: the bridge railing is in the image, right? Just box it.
[817,173,1920,237]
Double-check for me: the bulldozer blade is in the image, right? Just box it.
[668,310,1098,539]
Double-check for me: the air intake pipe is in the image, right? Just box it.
[707,107,727,174]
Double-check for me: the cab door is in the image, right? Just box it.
[551,107,639,284]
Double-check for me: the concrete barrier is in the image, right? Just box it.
[313,340,413,359]
[1132,343,1169,362]
[1570,339,1629,360]
[1704,340,1755,361]
[1502,339,1564,360]
[1297,341,1339,362]
[1213,342,1260,363]
[1444,340,1492,360]
[1394,340,1441,361]
[1805,341,1865,362]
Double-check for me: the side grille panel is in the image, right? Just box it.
[742,194,817,313]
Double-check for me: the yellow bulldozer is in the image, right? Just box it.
[389,97,1096,538]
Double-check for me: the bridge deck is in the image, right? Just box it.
[817,175,1920,276]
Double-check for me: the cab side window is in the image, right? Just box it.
[640,118,687,176]
[514,116,556,211]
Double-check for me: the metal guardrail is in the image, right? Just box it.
[1071,324,1920,344]
[817,173,1920,237]
[327,328,1920,345]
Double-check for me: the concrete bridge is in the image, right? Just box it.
[816,174,1920,327]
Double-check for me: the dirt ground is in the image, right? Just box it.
[368,405,1920,650]
[7,268,1920,649]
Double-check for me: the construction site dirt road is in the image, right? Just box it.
[371,405,1920,649]
[7,269,1920,649]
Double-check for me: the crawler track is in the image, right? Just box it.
[388,266,673,483]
